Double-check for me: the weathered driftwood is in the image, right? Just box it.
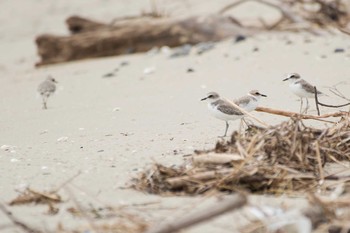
[35,15,245,66]
[145,193,247,233]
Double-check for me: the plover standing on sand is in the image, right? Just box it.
[38,76,57,109]
[283,73,323,113]
[201,92,244,137]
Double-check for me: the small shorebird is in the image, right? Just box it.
[37,76,57,109]
[234,90,267,112]
[201,92,244,137]
[283,73,323,113]
[234,90,267,125]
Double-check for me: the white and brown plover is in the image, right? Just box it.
[201,92,245,137]
[234,90,267,112]
[283,73,323,113]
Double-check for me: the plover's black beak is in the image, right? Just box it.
[282,78,289,81]
[200,97,208,101]
[260,93,267,97]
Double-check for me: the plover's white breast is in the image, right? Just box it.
[289,82,315,98]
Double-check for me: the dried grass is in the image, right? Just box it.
[133,117,350,196]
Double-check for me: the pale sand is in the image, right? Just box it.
[1,1,350,232]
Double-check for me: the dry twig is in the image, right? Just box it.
[0,203,41,233]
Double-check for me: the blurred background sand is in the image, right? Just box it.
[0,1,349,232]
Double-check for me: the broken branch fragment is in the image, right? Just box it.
[145,193,247,233]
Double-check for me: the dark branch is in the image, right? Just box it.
[314,86,321,116]
[314,86,350,108]
[0,203,41,233]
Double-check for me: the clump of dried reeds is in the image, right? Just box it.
[219,0,350,32]
[133,116,350,195]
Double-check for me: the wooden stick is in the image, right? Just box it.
[314,86,350,108]
[166,168,235,189]
[315,141,324,182]
[255,106,348,120]
[145,193,247,233]
[0,203,41,233]
[27,188,61,202]
[314,86,321,116]
[192,153,244,165]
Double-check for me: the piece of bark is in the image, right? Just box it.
[145,193,247,233]
[36,15,246,66]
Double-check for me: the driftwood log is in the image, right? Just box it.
[35,15,246,66]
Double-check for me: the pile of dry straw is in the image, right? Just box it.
[133,116,350,196]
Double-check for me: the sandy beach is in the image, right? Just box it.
[1,1,350,232]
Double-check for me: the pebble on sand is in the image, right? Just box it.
[57,136,69,142]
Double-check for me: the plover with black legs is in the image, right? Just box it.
[283,73,323,113]
[38,76,57,109]
[201,92,244,137]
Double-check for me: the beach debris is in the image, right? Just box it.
[57,136,69,142]
[9,187,61,215]
[196,42,215,55]
[120,61,129,67]
[242,192,350,233]
[234,35,246,43]
[143,66,156,75]
[36,15,244,66]
[219,0,350,32]
[1,145,16,153]
[334,48,345,53]
[35,1,350,66]
[132,116,350,195]
[145,193,247,233]
[169,44,192,58]
[39,129,49,134]
[146,47,159,55]
[244,206,313,233]
[9,188,61,206]
[0,203,42,233]
[102,72,115,78]
[1,145,15,151]
[187,68,194,73]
